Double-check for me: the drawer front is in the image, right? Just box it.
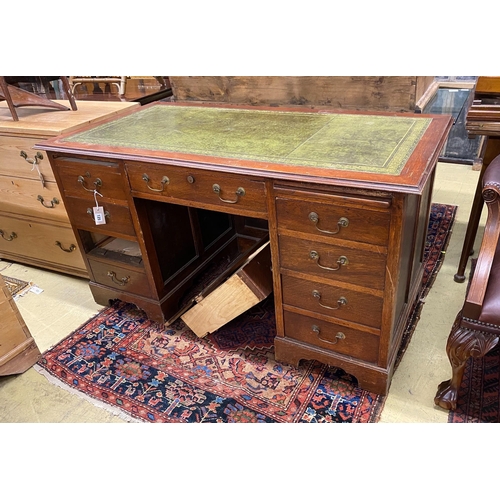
[0,175,69,222]
[279,235,386,290]
[276,196,390,246]
[283,311,379,363]
[0,214,86,271]
[0,135,55,182]
[54,157,127,201]
[281,274,383,329]
[87,258,151,298]
[64,196,136,237]
[126,162,268,216]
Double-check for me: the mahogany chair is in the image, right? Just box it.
[435,153,500,410]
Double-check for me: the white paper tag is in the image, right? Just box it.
[30,285,44,294]
[93,206,107,225]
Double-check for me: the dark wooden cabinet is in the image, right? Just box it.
[38,102,452,395]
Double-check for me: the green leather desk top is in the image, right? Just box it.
[61,105,432,176]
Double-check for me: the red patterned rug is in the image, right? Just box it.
[36,203,457,423]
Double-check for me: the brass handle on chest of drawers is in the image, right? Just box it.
[20,151,43,164]
[107,271,130,286]
[86,208,110,221]
[312,291,347,310]
[55,241,76,253]
[212,184,245,204]
[142,173,169,192]
[37,195,60,208]
[309,213,349,235]
[78,173,102,192]
[309,251,348,271]
[0,229,17,241]
[312,325,346,345]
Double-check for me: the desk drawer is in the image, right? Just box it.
[283,311,379,363]
[0,175,68,222]
[276,196,390,246]
[281,274,383,329]
[126,162,268,216]
[279,235,386,290]
[0,135,55,182]
[54,156,127,201]
[87,258,151,297]
[64,196,136,237]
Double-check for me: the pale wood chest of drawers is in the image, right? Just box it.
[0,100,139,277]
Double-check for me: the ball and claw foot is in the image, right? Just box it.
[434,379,458,410]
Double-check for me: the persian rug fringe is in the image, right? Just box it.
[33,364,143,423]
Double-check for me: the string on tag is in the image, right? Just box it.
[30,156,46,188]
[94,189,103,207]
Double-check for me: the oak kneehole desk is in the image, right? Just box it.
[38,102,452,395]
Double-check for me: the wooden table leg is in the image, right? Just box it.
[454,137,500,282]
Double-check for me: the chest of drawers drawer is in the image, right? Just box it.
[87,257,151,297]
[53,157,127,201]
[0,175,68,222]
[0,135,55,182]
[283,311,380,363]
[278,234,387,290]
[64,196,136,237]
[281,274,383,329]
[275,194,391,246]
[0,213,86,274]
[126,161,268,216]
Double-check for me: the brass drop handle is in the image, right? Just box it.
[212,184,245,204]
[0,229,17,241]
[142,173,169,192]
[37,195,60,208]
[78,172,102,192]
[107,271,130,286]
[312,325,346,345]
[55,241,76,253]
[309,212,349,235]
[312,291,347,310]
[86,207,110,221]
[20,151,43,164]
[310,251,348,271]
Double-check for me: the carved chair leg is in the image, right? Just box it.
[435,320,499,410]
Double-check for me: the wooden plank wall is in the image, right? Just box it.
[169,76,436,112]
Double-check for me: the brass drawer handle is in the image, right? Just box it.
[86,207,110,221]
[78,172,102,192]
[309,251,348,271]
[312,290,347,310]
[107,271,130,286]
[55,241,76,253]
[0,229,17,241]
[212,184,245,204]
[37,195,60,208]
[142,173,169,192]
[309,212,349,235]
[312,325,346,345]
[20,151,43,164]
